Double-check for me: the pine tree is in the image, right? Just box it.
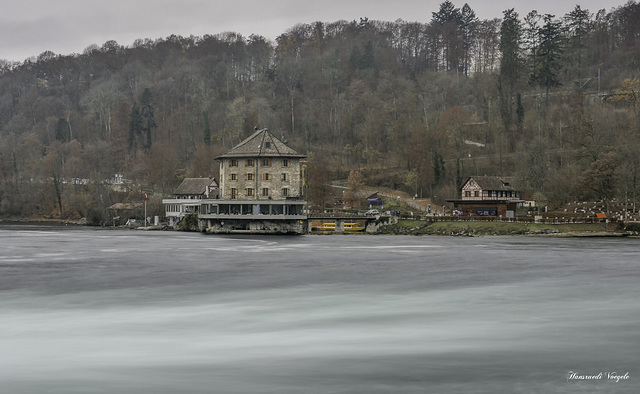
[536,14,563,102]
[128,103,143,153]
[55,118,69,142]
[140,88,156,150]
[498,9,523,140]
[564,5,592,80]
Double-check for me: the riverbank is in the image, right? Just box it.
[0,218,84,226]
[3,217,638,237]
[376,219,632,237]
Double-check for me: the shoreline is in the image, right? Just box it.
[0,218,84,226]
[1,218,637,237]
[374,220,635,237]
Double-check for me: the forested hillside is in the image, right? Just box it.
[1,1,639,223]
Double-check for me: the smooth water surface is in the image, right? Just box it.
[1,225,638,393]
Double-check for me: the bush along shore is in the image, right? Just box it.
[376,220,637,237]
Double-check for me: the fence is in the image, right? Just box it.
[403,215,614,225]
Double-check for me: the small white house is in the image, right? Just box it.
[163,178,218,226]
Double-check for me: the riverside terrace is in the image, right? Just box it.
[166,197,389,234]
[197,198,307,234]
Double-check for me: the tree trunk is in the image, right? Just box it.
[53,175,63,217]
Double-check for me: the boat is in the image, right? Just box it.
[311,222,365,232]
[320,222,336,230]
[344,222,365,232]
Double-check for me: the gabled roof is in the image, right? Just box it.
[464,176,517,191]
[215,128,305,159]
[174,178,218,196]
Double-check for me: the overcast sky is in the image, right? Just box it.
[1,0,625,63]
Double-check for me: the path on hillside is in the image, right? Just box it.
[332,184,440,214]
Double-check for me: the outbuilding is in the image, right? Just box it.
[448,176,525,218]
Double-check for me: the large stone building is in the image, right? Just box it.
[163,128,308,234]
[216,128,305,200]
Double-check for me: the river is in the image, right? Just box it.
[0,225,638,393]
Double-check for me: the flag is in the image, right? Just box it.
[144,191,148,201]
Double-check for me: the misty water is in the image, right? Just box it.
[1,225,638,393]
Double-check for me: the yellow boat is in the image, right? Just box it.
[344,222,365,232]
[312,222,364,232]
[319,222,335,230]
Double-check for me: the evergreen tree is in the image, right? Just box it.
[361,41,375,70]
[536,14,564,102]
[55,118,69,142]
[498,9,522,140]
[128,102,143,153]
[564,5,592,80]
[140,88,156,151]
[203,110,211,146]
[499,9,522,88]
[349,45,363,70]
[432,1,463,72]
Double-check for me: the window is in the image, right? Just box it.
[262,188,269,197]
[474,191,479,197]
[246,173,254,181]
[281,173,288,181]
[231,188,238,199]
[265,141,271,149]
[282,188,288,197]
[230,173,237,181]
[282,159,289,167]
[245,159,254,167]
[261,158,271,166]
[263,173,270,181]
[465,191,471,197]
[230,159,238,167]
[246,188,254,197]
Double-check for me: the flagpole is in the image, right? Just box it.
[144,191,147,227]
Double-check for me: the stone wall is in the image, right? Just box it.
[219,157,302,200]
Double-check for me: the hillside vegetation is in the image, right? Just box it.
[1,1,640,223]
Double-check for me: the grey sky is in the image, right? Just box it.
[1,0,625,62]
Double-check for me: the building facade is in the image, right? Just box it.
[449,176,524,218]
[163,178,218,226]
[217,128,305,201]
